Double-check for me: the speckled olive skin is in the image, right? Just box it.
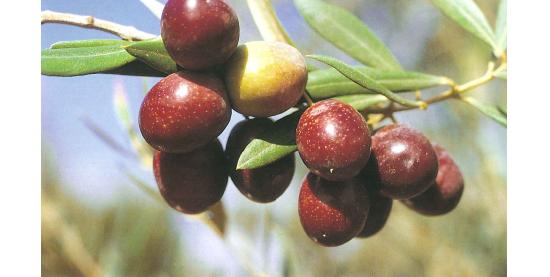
[139,71,231,153]
[153,140,228,214]
[161,0,239,70]
[226,118,295,203]
[356,189,392,238]
[402,144,464,215]
[296,99,371,181]
[363,124,438,199]
[224,41,308,117]
[298,173,370,247]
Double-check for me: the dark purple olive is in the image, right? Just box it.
[153,140,228,214]
[139,71,231,153]
[226,118,295,203]
[363,124,438,199]
[161,0,239,70]
[402,144,464,215]
[298,173,370,247]
[356,189,392,238]
[296,99,371,181]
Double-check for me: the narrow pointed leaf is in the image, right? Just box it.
[125,37,178,74]
[307,66,453,99]
[42,45,136,76]
[294,0,401,70]
[432,0,498,52]
[333,95,387,110]
[236,111,301,170]
[307,55,424,108]
[494,0,507,56]
[51,39,131,49]
[462,96,507,127]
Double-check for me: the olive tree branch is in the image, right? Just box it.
[41,10,156,41]
[367,61,506,115]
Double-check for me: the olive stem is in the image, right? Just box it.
[303,89,314,106]
[41,10,156,41]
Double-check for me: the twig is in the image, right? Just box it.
[41,10,156,41]
[366,61,505,114]
[246,0,295,46]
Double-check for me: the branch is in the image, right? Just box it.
[41,10,156,41]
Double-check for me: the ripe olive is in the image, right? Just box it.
[402,144,464,215]
[224,41,307,117]
[153,140,228,214]
[356,189,392,238]
[363,124,438,199]
[226,118,295,203]
[139,71,231,153]
[298,173,370,247]
[161,0,239,70]
[296,99,371,181]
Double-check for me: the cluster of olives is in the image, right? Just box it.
[139,0,464,247]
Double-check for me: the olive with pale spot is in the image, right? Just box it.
[153,140,228,214]
[401,144,464,215]
[296,99,371,181]
[362,124,438,199]
[223,41,308,117]
[161,0,239,70]
[298,173,370,247]
[226,118,295,203]
[139,71,231,153]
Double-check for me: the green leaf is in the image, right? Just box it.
[125,37,178,74]
[104,60,167,77]
[50,39,131,49]
[494,0,507,56]
[42,45,136,76]
[294,0,401,70]
[462,96,507,127]
[307,66,453,99]
[432,0,498,52]
[236,111,301,170]
[307,55,425,108]
[333,94,387,110]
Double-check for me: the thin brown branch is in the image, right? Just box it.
[41,10,156,41]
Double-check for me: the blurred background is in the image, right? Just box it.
[41,0,506,276]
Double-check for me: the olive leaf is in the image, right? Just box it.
[462,96,507,127]
[125,37,178,74]
[307,66,453,99]
[113,82,154,169]
[333,95,387,111]
[50,39,131,49]
[42,45,136,76]
[307,55,425,108]
[431,0,499,53]
[236,111,301,170]
[494,0,507,56]
[294,0,401,70]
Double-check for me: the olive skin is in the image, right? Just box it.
[356,190,392,238]
[161,0,239,70]
[296,99,371,181]
[363,124,438,199]
[226,119,295,203]
[139,71,231,153]
[298,173,370,247]
[224,41,308,117]
[153,140,228,214]
[402,144,464,216]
